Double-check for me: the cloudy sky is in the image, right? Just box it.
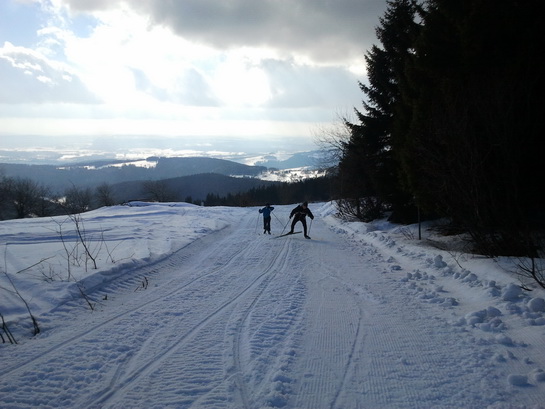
[0,0,387,162]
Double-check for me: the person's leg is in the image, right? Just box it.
[302,218,308,235]
[290,217,297,233]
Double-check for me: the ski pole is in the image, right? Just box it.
[274,212,289,235]
[280,217,290,235]
[308,218,313,235]
[272,212,284,227]
[255,212,260,234]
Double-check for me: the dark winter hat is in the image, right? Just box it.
[266,203,270,207]
[303,201,308,206]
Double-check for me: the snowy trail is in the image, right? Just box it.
[1,204,545,409]
[1,212,307,409]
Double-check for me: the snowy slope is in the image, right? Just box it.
[1,202,544,409]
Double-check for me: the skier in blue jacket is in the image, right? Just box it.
[259,203,274,234]
[289,201,314,239]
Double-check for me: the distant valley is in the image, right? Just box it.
[0,152,327,204]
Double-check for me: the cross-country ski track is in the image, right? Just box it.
[1,203,544,409]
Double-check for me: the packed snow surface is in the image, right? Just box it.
[1,202,545,409]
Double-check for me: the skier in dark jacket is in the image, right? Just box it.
[259,203,274,234]
[289,201,314,239]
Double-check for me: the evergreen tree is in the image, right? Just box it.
[398,0,544,254]
[340,0,421,222]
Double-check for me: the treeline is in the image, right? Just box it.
[0,170,333,220]
[203,176,333,207]
[335,0,543,258]
[0,175,119,219]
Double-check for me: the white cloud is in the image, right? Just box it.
[212,52,272,106]
[0,41,98,103]
[0,0,384,153]
[121,0,386,66]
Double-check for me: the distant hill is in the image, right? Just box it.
[0,157,267,193]
[254,151,322,169]
[113,173,280,203]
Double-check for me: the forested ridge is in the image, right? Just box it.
[333,0,543,261]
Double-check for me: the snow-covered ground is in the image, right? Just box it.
[1,202,544,409]
[256,167,327,182]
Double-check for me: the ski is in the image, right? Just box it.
[274,231,302,238]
